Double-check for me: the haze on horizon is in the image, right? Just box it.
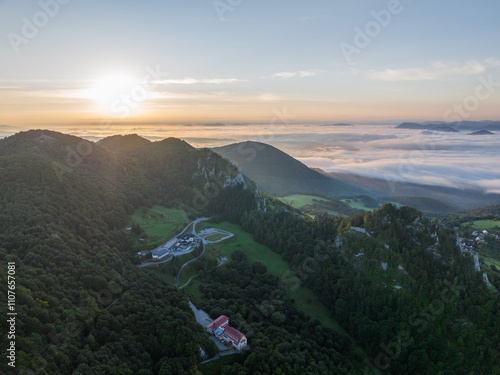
[1,0,499,129]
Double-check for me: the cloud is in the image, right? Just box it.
[366,59,500,82]
[273,70,317,79]
[155,77,245,85]
[287,125,500,193]
[476,180,500,195]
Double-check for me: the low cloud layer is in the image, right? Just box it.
[292,125,500,193]
[1,124,498,194]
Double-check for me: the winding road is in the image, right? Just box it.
[175,240,206,286]
[138,216,234,288]
[137,217,210,268]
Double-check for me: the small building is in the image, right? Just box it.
[152,247,170,259]
[206,315,229,333]
[205,315,247,350]
[223,326,247,350]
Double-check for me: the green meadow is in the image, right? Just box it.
[465,220,500,231]
[127,206,189,251]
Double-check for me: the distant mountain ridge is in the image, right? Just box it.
[212,140,500,214]
[469,130,495,135]
[98,133,151,153]
[397,120,500,131]
[432,126,459,133]
[212,141,365,197]
[325,171,500,212]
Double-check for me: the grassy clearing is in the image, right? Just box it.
[277,194,340,215]
[341,197,383,211]
[465,220,500,231]
[341,198,371,211]
[143,261,176,284]
[278,194,328,208]
[182,277,205,302]
[127,206,189,251]
[483,256,500,268]
[198,221,292,277]
[177,261,201,286]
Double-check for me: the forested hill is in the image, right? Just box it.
[0,130,257,374]
[1,130,499,374]
[236,204,500,374]
[212,141,365,196]
[98,134,256,210]
[97,133,152,153]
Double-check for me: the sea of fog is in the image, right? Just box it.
[1,123,499,194]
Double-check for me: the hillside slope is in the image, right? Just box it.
[0,130,230,373]
[99,134,257,211]
[212,141,365,196]
[237,204,500,374]
[0,130,259,374]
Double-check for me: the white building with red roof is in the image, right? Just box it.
[205,315,247,350]
[205,315,229,333]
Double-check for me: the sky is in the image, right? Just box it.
[1,0,499,128]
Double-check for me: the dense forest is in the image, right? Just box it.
[195,251,357,374]
[1,130,499,374]
[232,206,500,374]
[0,130,252,374]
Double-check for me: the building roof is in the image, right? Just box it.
[205,315,228,331]
[214,327,224,336]
[223,326,246,343]
[152,247,169,257]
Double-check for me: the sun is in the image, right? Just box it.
[87,74,139,116]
